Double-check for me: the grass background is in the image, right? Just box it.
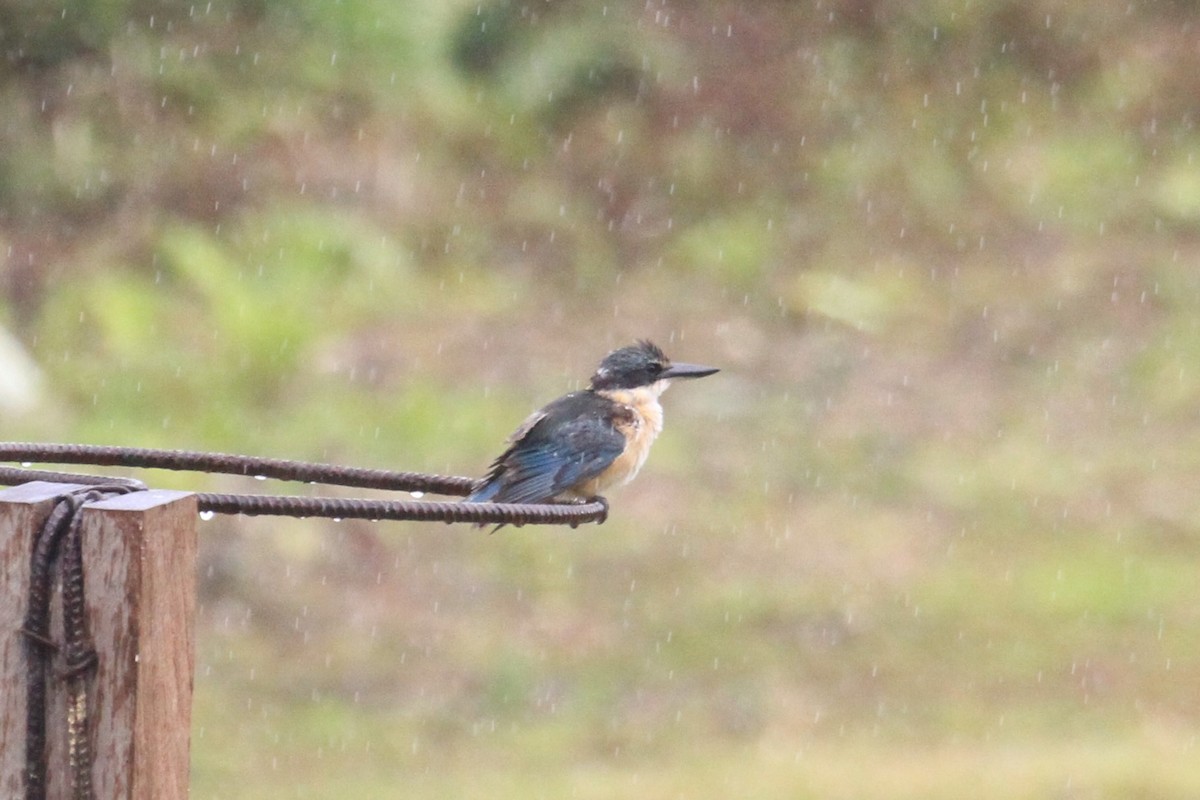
[4,1,1200,796]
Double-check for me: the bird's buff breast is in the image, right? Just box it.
[574,384,665,497]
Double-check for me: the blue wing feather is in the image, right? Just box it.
[466,392,626,504]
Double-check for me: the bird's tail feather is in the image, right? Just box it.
[463,480,501,504]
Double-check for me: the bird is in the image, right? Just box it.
[465,340,718,516]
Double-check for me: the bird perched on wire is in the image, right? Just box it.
[465,340,718,516]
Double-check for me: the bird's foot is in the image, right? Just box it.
[559,495,608,529]
[589,495,609,525]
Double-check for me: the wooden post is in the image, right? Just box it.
[0,483,197,799]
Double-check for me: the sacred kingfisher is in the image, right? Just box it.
[465,340,719,510]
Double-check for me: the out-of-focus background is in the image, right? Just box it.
[4,1,1200,797]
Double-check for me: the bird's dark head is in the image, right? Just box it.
[589,340,719,391]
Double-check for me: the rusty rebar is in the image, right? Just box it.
[21,496,78,800]
[5,444,607,798]
[0,443,472,495]
[194,492,606,527]
[1,443,609,527]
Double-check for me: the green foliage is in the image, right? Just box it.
[668,211,777,289]
[0,0,128,67]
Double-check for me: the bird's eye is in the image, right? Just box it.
[649,361,664,373]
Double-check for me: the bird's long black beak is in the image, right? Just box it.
[661,361,719,380]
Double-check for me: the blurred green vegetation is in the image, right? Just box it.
[4,0,1200,797]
